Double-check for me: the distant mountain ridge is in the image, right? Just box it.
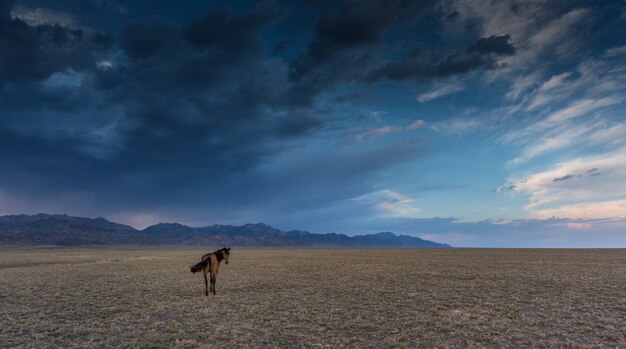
[0,214,451,248]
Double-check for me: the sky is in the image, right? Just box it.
[1,0,625,247]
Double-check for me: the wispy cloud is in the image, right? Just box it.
[532,199,626,220]
[507,147,626,219]
[523,72,574,110]
[417,82,464,103]
[355,126,401,141]
[507,118,625,165]
[528,8,590,51]
[507,58,625,117]
[538,72,572,92]
[603,45,626,58]
[352,190,421,218]
[407,119,426,130]
[545,97,620,124]
[506,72,541,100]
[430,117,483,134]
[354,119,427,142]
[505,96,622,144]
[499,49,626,166]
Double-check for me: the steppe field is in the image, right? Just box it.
[0,248,624,348]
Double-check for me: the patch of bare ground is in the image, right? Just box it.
[0,248,624,348]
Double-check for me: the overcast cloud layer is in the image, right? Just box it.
[1,0,625,247]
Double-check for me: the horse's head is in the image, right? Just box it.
[222,247,231,264]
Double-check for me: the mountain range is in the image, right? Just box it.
[0,214,451,248]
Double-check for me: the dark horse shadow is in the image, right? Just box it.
[190,247,230,296]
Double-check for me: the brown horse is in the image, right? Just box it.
[190,247,231,296]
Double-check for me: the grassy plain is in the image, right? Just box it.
[0,248,624,348]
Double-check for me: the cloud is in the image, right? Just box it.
[330,91,361,104]
[447,1,593,91]
[502,54,626,147]
[10,5,74,27]
[545,97,621,124]
[0,4,110,84]
[288,0,433,82]
[507,121,591,165]
[563,222,592,230]
[603,45,626,57]
[520,57,626,112]
[506,105,625,165]
[96,60,113,69]
[523,72,573,109]
[494,184,516,193]
[407,119,426,130]
[467,34,515,56]
[2,0,624,248]
[508,147,626,219]
[287,0,519,101]
[0,3,333,218]
[528,8,590,49]
[495,48,626,174]
[351,190,421,218]
[553,174,574,182]
[356,126,401,141]
[538,72,572,92]
[417,82,464,103]
[532,199,626,220]
[505,72,542,100]
[182,3,287,55]
[447,0,543,41]
[354,120,427,142]
[364,49,499,83]
[430,117,483,134]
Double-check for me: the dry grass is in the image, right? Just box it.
[0,248,624,348]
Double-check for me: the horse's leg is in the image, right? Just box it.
[203,266,209,297]
[211,270,216,294]
[211,261,218,295]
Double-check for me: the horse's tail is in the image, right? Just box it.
[190,259,210,273]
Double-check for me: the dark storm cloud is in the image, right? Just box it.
[92,2,319,178]
[1,0,519,220]
[0,1,335,215]
[273,40,290,54]
[468,34,516,56]
[365,33,517,83]
[183,3,288,54]
[121,20,174,60]
[293,0,434,65]
[0,0,108,84]
[364,50,493,83]
[287,0,514,98]
[285,0,437,104]
[330,91,361,104]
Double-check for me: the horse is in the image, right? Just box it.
[190,247,231,296]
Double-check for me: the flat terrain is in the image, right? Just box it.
[0,248,624,348]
